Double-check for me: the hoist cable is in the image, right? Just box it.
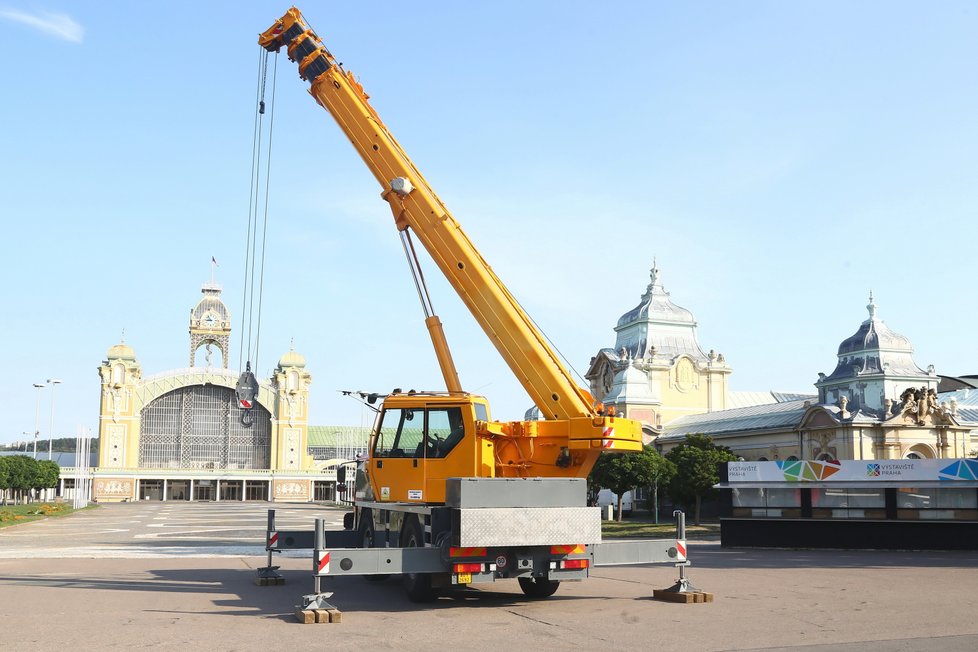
[246,54,268,363]
[252,51,278,370]
[239,47,267,370]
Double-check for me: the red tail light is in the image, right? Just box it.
[453,562,483,574]
[561,559,589,570]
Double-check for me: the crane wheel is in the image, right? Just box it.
[518,576,560,598]
[358,508,389,582]
[401,515,439,602]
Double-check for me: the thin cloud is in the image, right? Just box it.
[0,7,83,43]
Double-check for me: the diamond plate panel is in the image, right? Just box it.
[458,507,601,547]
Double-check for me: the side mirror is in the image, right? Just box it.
[337,464,347,483]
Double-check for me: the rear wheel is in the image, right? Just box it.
[358,508,388,582]
[401,515,439,602]
[518,576,560,598]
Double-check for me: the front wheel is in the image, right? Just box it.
[401,515,439,602]
[358,508,389,582]
[518,576,560,598]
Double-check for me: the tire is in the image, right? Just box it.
[518,576,560,598]
[400,515,439,602]
[358,508,389,582]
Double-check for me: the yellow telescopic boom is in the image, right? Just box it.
[260,8,643,465]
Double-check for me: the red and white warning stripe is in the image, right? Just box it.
[316,551,331,575]
[601,427,616,449]
[268,531,279,549]
[675,540,687,562]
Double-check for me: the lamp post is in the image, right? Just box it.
[32,382,45,459]
[46,379,61,460]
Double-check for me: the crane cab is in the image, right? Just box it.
[366,392,493,504]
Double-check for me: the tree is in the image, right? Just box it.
[5,456,35,505]
[0,457,9,505]
[590,447,667,521]
[645,449,676,523]
[0,457,59,505]
[35,460,60,497]
[665,434,737,525]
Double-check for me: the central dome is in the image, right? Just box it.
[616,265,695,329]
[821,295,928,383]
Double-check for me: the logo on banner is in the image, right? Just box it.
[939,459,978,481]
[777,459,841,482]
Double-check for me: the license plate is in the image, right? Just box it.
[457,572,472,584]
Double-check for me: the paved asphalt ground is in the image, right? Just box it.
[1,502,977,651]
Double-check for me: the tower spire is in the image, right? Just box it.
[866,291,877,320]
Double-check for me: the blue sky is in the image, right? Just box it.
[2,2,978,446]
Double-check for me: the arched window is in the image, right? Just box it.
[139,385,271,469]
[786,455,799,461]
[905,444,934,460]
[112,363,125,386]
[816,453,834,462]
[757,457,769,461]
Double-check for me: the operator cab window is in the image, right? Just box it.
[425,407,465,458]
[372,406,465,459]
[372,408,423,458]
[474,402,489,422]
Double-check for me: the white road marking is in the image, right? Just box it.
[0,545,311,559]
[0,503,351,559]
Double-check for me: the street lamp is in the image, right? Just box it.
[46,379,61,461]
[32,383,45,459]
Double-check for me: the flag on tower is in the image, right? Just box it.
[211,256,218,266]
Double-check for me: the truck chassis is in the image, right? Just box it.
[257,478,703,617]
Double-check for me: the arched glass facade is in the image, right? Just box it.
[139,385,271,469]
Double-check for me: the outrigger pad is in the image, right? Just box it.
[254,566,284,586]
[652,588,715,603]
[294,607,343,624]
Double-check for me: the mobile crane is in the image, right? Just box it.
[257,8,693,609]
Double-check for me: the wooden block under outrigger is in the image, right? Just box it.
[294,608,316,624]
[653,589,715,604]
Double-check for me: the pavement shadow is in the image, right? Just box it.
[0,565,600,622]
[305,574,609,615]
[689,543,978,569]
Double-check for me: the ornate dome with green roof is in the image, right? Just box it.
[278,345,307,369]
[106,340,136,361]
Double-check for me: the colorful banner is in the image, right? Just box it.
[726,459,978,484]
